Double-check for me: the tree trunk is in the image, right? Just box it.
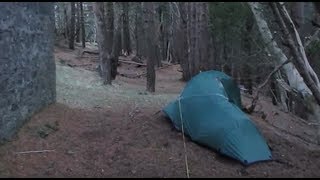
[198,2,210,71]
[110,2,121,80]
[157,2,171,66]
[170,3,179,64]
[272,2,320,105]
[122,2,132,56]
[177,2,190,81]
[186,3,194,77]
[177,2,210,80]
[166,3,175,64]
[111,30,122,80]
[154,3,162,67]
[69,2,76,50]
[64,3,69,40]
[134,2,143,58]
[80,2,86,48]
[289,2,305,43]
[93,2,112,85]
[158,3,165,63]
[143,2,156,92]
[248,2,311,96]
[75,2,81,43]
[106,2,114,53]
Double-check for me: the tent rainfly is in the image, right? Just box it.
[163,70,272,165]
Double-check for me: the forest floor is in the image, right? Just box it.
[1,43,320,177]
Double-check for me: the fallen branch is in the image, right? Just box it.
[119,59,146,66]
[15,150,55,154]
[79,56,99,59]
[119,64,172,79]
[82,50,99,55]
[245,60,290,113]
[131,64,172,78]
[273,2,320,105]
[161,61,172,65]
[67,63,75,67]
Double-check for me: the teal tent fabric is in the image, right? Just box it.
[163,70,272,165]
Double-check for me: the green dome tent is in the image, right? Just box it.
[163,70,272,165]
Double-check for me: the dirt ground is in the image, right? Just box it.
[1,43,320,178]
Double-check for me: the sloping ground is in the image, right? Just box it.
[0,46,320,177]
[56,64,178,110]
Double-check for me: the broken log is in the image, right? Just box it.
[82,50,99,55]
[118,59,147,66]
[119,64,172,79]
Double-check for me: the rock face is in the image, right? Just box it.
[0,3,56,141]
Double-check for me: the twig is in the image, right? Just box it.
[246,60,290,113]
[153,110,161,115]
[15,150,55,154]
[269,87,280,105]
[304,29,320,48]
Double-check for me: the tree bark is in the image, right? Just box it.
[158,3,165,64]
[76,2,81,43]
[80,2,86,48]
[134,2,143,58]
[106,2,114,53]
[290,2,304,29]
[177,2,211,80]
[248,2,311,96]
[143,2,156,92]
[111,2,121,80]
[122,2,132,55]
[177,2,190,81]
[272,2,320,105]
[188,3,197,77]
[69,2,76,50]
[198,2,210,71]
[64,3,69,40]
[93,2,112,85]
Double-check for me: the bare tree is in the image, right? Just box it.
[143,2,156,92]
[105,2,114,53]
[75,2,81,43]
[69,2,76,49]
[177,2,210,81]
[248,2,311,96]
[158,3,166,64]
[63,3,69,40]
[198,2,210,71]
[122,2,132,55]
[177,2,190,81]
[93,2,112,84]
[107,2,121,80]
[80,2,86,48]
[271,2,320,105]
[134,2,143,58]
